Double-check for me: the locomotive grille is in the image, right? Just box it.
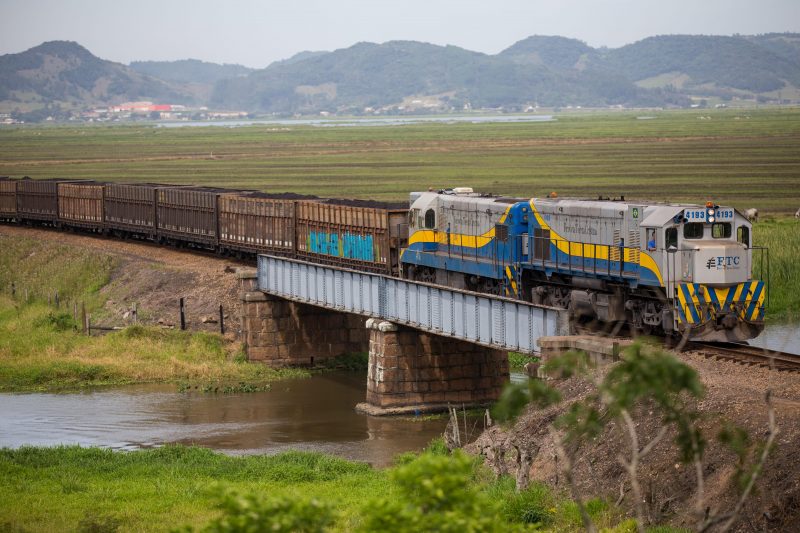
[628,230,640,264]
[611,230,621,261]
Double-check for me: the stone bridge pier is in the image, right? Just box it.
[359,319,508,415]
[239,271,367,366]
[239,271,509,414]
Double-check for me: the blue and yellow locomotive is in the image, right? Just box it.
[402,188,767,342]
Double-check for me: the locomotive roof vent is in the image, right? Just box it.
[452,187,474,195]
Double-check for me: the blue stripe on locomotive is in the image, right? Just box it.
[402,202,529,280]
[403,199,664,290]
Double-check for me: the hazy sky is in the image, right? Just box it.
[1,0,798,68]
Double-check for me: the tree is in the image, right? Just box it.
[491,341,777,533]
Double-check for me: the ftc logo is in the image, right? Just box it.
[706,256,741,270]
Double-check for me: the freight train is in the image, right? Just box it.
[0,177,768,342]
[0,177,408,276]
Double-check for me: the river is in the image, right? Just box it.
[750,322,800,355]
[2,320,794,467]
[0,371,488,467]
[155,114,555,128]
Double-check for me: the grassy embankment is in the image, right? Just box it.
[0,444,653,532]
[0,108,798,213]
[754,217,800,322]
[0,235,305,392]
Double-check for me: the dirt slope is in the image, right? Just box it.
[468,351,800,531]
[1,225,249,333]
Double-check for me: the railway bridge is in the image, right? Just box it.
[240,255,571,414]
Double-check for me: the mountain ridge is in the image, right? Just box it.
[2,33,798,119]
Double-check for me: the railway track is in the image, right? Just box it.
[688,342,800,372]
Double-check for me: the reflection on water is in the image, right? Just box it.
[0,372,455,467]
[750,323,800,355]
[156,115,555,129]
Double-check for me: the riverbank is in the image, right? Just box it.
[0,229,305,392]
[0,300,304,392]
[0,444,642,532]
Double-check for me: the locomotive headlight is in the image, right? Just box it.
[707,208,715,217]
[708,216,715,223]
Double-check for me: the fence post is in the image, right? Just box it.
[55,291,59,308]
[10,282,15,298]
[81,302,87,334]
[180,298,186,331]
[73,302,78,322]
[219,304,225,335]
[133,303,138,324]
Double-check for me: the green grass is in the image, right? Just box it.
[509,352,540,372]
[0,232,116,309]
[0,234,306,392]
[0,446,384,532]
[753,217,800,321]
[0,299,306,392]
[0,445,643,532]
[0,108,798,213]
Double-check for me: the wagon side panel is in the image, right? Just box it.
[57,182,104,229]
[16,180,60,222]
[296,200,400,274]
[0,178,17,219]
[105,183,159,235]
[156,188,219,246]
[218,194,295,255]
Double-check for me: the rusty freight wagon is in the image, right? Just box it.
[218,192,296,256]
[105,183,181,239]
[156,186,231,248]
[58,181,105,230]
[295,200,408,275]
[0,177,16,221]
[16,178,74,224]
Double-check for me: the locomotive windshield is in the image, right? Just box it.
[712,223,732,238]
[684,223,704,239]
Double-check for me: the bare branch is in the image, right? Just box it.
[692,430,706,531]
[640,425,669,459]
[620,409,646,533]
[549,427,597,533]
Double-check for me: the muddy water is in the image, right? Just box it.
[0,372,466,467]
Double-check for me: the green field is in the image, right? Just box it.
[1,108,799,213]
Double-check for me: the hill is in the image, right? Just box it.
[129,59,253,85]
[210,40,681,114]
[3,34,799,119]
[602,34,800,95]
[0,41,194,118]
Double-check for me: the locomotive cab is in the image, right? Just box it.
[648,203,766,342]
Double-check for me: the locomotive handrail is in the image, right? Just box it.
[527,234,641,279]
